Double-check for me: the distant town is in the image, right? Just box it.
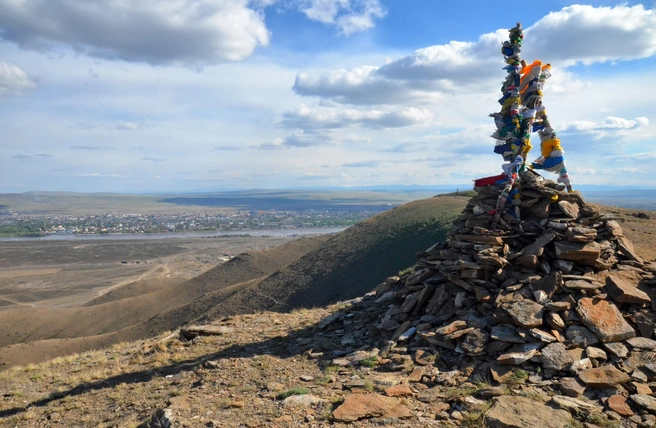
[0,207,392,237]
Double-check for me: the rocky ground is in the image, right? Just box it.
[1,175,655,427]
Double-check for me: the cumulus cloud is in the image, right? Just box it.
[0,0,270,65]
[252,129,368,149]
[112,121,139,131]
[524,4,656,66]
[296,0,386,35]
[75,173,126,178]
[342,160,379,167]
[70,145,110,150]
[0,62,36,99]
[282,105,433,129]
[561,116,649,138]
[293,65,442,105]
[294,4,656,105]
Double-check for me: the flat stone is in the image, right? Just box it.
[505,300,545,328]
[318,313,341,329]
[585,347,607,361]
[554,241,601,263]
[634,382,652,395]
[564,280,604,291]
[565,325,600,347]
[553,259,574,273]
[489,363,515,383]
[541,343,574,371]
[578,366,631,388]
[565,226,597,243]
[435,320,468,336]
[529,328,557,343]
[603,342,629,358]
[425,284,448,315]
[625,337,656,350]
[406,366,426,382]
[607,395,634,417]
[558,201,580,218]
[517,231,556,258]
[417,387,445,403]
[485,395,571,428]
[282,395,328,407]
[576,298,635,343]
[605,220,623,237]
[385,385,414,397]
[497,342,543,365]
[550,395,601,416]
[616,236,644,264]
[179,325,233,340]
[490,325,526,343]
[332,393,412,422]
[570,358,593,373]
[460,329,489,354]
[477,386,506,398]
[333,349,380,367]
[559,377,586,397]
[606,275,651,305]
[530,271,562,298]
[545,312,566,330]
[629,394,656,412]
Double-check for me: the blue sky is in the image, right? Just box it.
[1,0,655,192]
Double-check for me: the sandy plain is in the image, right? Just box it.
[0,236,296,310]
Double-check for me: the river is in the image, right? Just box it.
[0,227,348,242]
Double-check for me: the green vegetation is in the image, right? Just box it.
[275,387,310,400]
[0,224,45,237]
[359,356,379,368]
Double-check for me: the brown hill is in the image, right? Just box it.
[1,195,653,369]
[0,236,328,363]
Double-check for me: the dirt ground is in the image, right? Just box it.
[0,236,296,310]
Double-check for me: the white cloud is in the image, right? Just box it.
[293,65,441,105]
[282,105,433,129]
[0,61,36,98]
[561,116,650,138]
[296,0,386,35]
[293,4,656,105]
[524,4,656,66]
[0,0,270,65]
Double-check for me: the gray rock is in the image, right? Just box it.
[460,329,489,354]
[550,395,601,416]
[603,342,629,358]
[585,347,607,361]
[625,337,656,350]
[505,300,545,328]
[541,343,574,371]
[565,325,600,347]
[607,275,651,305]
[559,377,586,397]
[490,325,526,343]
[630,394,656,412]
[497,342,543,365]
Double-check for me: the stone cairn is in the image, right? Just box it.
[370,169,656,421]
[321,22,655,425]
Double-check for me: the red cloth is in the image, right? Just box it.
[473,174,507,187]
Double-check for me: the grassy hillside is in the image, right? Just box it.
[197,196,466,319]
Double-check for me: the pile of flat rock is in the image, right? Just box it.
[371,170,656,424]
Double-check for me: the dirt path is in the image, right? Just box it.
[95,264,169,298]
[0,296,35,308]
